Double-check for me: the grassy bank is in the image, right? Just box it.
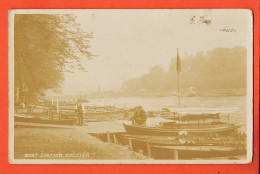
[14,127,146,160]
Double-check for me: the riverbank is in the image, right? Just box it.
[14,127,147,160]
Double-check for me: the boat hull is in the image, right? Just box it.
[123,123,242,136]
[150,145,246,160]
[15,116,77,125]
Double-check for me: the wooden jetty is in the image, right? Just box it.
[83,121,127,134]
[14,122,76,129]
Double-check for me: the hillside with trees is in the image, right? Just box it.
[121,46,247,96]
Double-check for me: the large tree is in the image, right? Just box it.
[14,14,94,104]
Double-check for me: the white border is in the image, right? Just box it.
[8,9,254,164]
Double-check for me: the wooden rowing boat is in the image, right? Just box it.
[150,145,246,159]
[119,134,246,160]
[14,115,77,125]
[123,123,243,136]
[121,134,246,147]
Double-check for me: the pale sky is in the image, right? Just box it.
[60,9,251,95]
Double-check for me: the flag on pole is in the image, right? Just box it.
[98,85,101,102]
[177,48,181,72]
[57,99,59,113]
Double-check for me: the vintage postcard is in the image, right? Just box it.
[8,9,253,164]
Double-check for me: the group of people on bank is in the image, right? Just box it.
[130,106,147,126]
[76,99,147,126]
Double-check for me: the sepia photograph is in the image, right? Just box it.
[8,9,253,164]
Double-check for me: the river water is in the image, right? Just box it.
[87,96,249,130]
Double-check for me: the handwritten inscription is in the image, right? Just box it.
[199,16,212,25]
[190,15,212,25]
[190,16,196,24]
[190,16,237,33]
[220,26,237,32]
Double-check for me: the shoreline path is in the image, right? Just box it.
[14,126,147,160]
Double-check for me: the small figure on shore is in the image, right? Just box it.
[130,106,138,125]
[21,102,26,108]
[124,110,129,120]
[76,99,84,126]
[130,106,147,126]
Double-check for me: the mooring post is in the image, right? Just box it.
[113,134,118,144]
[107,131,111,143]
[172,149,178,160]
[50,110,53,120]
[146,142,151,158]
[128,138,133,150]
[227,113,230,126]
[138,149,144,155]
[59,112,62,120]
[47,107,49,117]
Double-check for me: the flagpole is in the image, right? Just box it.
[98,83,100,102]
[178,68,180,106]
[177,48,181,107]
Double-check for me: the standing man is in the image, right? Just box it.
[131,106,147,126]
[124,110,129,120]
[130,106,139,125]
[138,106,147,126]
[76,99,84,126]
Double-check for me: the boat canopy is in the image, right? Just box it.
[165,107,238,115]
[84,101,127,107]
[84,102,112,106]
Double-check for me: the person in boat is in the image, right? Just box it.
[76,99,84,126]
[131,106,147,126]
[138,106,147,125]
[130,106,138,125]
[124,110,129,120]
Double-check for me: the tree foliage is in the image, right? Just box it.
[14,14,94,104]
[121,46,247,95]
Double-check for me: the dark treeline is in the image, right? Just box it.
[121,46,247,95]
[15,14,94,105]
